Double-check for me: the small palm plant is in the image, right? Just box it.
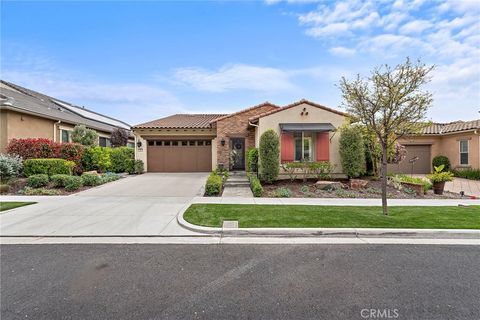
[427,165,454,195]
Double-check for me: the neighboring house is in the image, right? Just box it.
[133,99,348,174]
[389,120,480,174]
[0,80,134,152]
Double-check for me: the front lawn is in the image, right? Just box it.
[0,202,36,212]
[184,204,480,229]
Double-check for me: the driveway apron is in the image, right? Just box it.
[0,173,208,236]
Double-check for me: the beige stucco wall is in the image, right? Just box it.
[257,102,348,176]
[0,110,55,152]
[399,131,480,170]
[132,128,217,172]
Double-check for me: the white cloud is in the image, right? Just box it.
[329,46,356,57]
[173,64,297,93]
[399,19,433,34]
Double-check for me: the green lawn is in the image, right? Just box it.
[184,204,480,229]
[0,202,36,212]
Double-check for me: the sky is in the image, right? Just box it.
[1,0,479,125]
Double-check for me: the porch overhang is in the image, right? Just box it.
[279,123,336,132]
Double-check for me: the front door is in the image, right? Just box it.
[230,138,245,170]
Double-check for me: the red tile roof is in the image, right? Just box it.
[249,99,347,122]
[420,120,480,134]
[133,114,226,129]
[209,101,280,123]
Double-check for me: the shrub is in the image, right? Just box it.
[111,128,129,147]
[19,187,61,196]
[274,187,291,198]
[259,130,280,183]
[309,161,335,180]
[249,175,263,197]
[50,174,71,188]
[100,172,120,184]
[205,172,223,196]
[134,160,144,174]
[0,154,23,182]
[64,176,83,191]
[81,173,101,186]
[27,174,49,188]
[82,146,111,172]
[110,147,134,173]
[23,158,75,177]
[281,162,302,181]
[71,125,99,146]
[6,138,84,173]
[246,148,259,173]
[395,174,432,194]
[453,168,480,180]
[432,156,451,172]
[339,125,365,178]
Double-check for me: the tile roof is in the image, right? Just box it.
[249,99,347,122]
[0,80,132,134]
[420,120,480,134]
[209,101,280,123]
[133,114,227,129]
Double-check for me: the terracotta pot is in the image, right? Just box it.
[433,181,446,195]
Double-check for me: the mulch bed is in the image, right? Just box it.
[2,178,100,195]
[262,178,462,199]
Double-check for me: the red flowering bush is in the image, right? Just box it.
[7,138,84,174]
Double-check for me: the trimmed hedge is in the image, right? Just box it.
[23,158,75,177]
[27,174,49,188]
[249,174,263,197]
[64,176,83,191]
[50,174,71,188]
[82,146,111,172]
[339,125,365,178]
[81,173,101,186]
[259,130,280,183]
[246,148,259,173]
[432,155,451,171]
[110,147,134,173]
[453,168,480,180]
[205,172,223,196]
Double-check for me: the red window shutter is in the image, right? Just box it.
[281,132,294,162]
[316,132,329,161]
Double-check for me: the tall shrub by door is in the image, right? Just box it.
[259,130,280,183]
[339,125,365,178]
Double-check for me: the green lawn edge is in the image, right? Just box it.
[184,204,480,229]
[0,202,36,212]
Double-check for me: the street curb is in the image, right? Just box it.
[177,208,480,239]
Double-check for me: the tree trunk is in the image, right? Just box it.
[381,144,388,215]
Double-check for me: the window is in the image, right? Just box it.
[61,130,71,143]
[148,141,154,146]
[99,137,111,147]
[164,141,171,146]
[181,141,188,146]
[460,140,469,165]
[189,141,196,146]
[294,132,313,161]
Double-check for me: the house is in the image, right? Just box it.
[132,99,348,175]
[0,80,134,152]
[388,120,480,174]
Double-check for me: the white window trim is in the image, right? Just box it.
[459,139,469,165]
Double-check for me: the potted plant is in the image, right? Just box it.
[427,165,454,195]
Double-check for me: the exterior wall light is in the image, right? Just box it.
[221,138,226,146]
[137,141,142,148]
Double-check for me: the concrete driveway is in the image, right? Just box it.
[0,173,208,236]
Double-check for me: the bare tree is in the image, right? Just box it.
[339,58,434,215]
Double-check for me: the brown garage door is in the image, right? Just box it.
[388,145,431,174]
[147,139,212,172]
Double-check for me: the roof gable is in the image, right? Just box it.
[210,101,280,123]
[249,99,347,122]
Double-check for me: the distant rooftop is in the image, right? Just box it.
[133,114,227,129]
[421,120,480,134]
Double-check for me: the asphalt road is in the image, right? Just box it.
[1,244,479,320]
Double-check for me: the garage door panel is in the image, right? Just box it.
[147,139,212,172]
[388,145,431,174]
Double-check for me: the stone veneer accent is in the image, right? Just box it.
[215,104,278,170]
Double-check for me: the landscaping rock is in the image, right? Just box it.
[349,179,369,189]
[83,170,101,176]
[315,181,343,191]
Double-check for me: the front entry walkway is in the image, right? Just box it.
[412,175,480,198]
[222,171,253,197]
